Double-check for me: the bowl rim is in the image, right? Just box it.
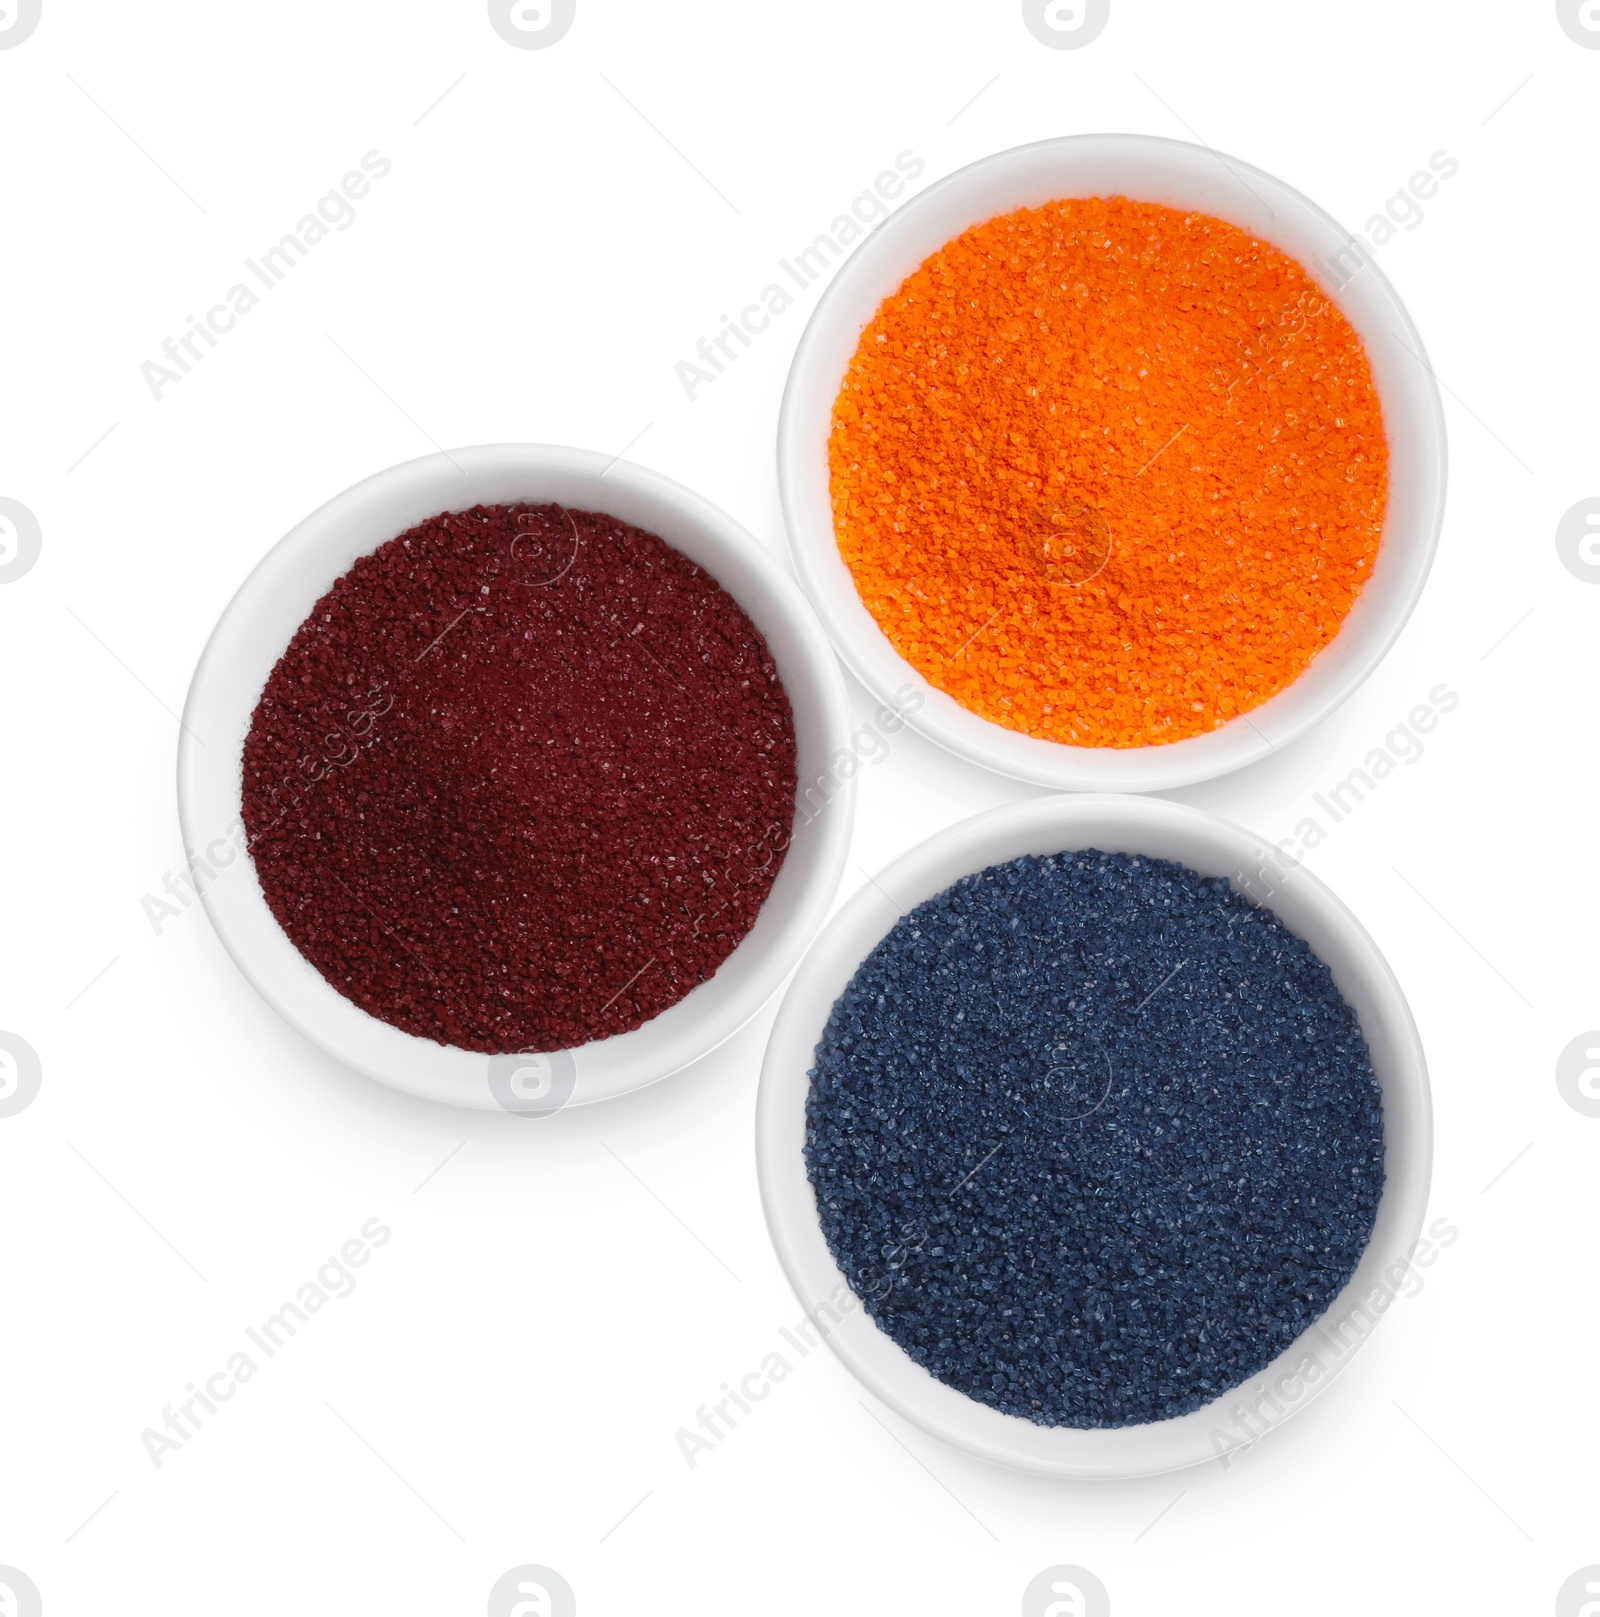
[755,793,1433,1479]
[777,131,1449,793]
[177,443,856,1112]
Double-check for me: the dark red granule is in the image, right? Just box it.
[241,503,798,1054]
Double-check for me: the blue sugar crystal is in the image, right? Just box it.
[803,850,1385,1429]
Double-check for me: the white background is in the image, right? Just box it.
[2,2,1596,1612]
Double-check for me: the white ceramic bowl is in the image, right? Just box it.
[178,445,855,1112]
[756,795,1431,1479]
[777,134,1448,793]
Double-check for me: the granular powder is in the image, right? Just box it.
[804,850,1384,1428]
[829,196,1389,748]
[242,503,797,1054]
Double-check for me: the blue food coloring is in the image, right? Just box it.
[804,850,1385,1428]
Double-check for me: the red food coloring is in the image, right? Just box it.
[241,503,798,1054]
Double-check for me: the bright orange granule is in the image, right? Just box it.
[829,196,1389,748]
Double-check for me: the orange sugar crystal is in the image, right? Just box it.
[828,196,1389,748]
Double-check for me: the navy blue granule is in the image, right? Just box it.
[804,850,1385,1429]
